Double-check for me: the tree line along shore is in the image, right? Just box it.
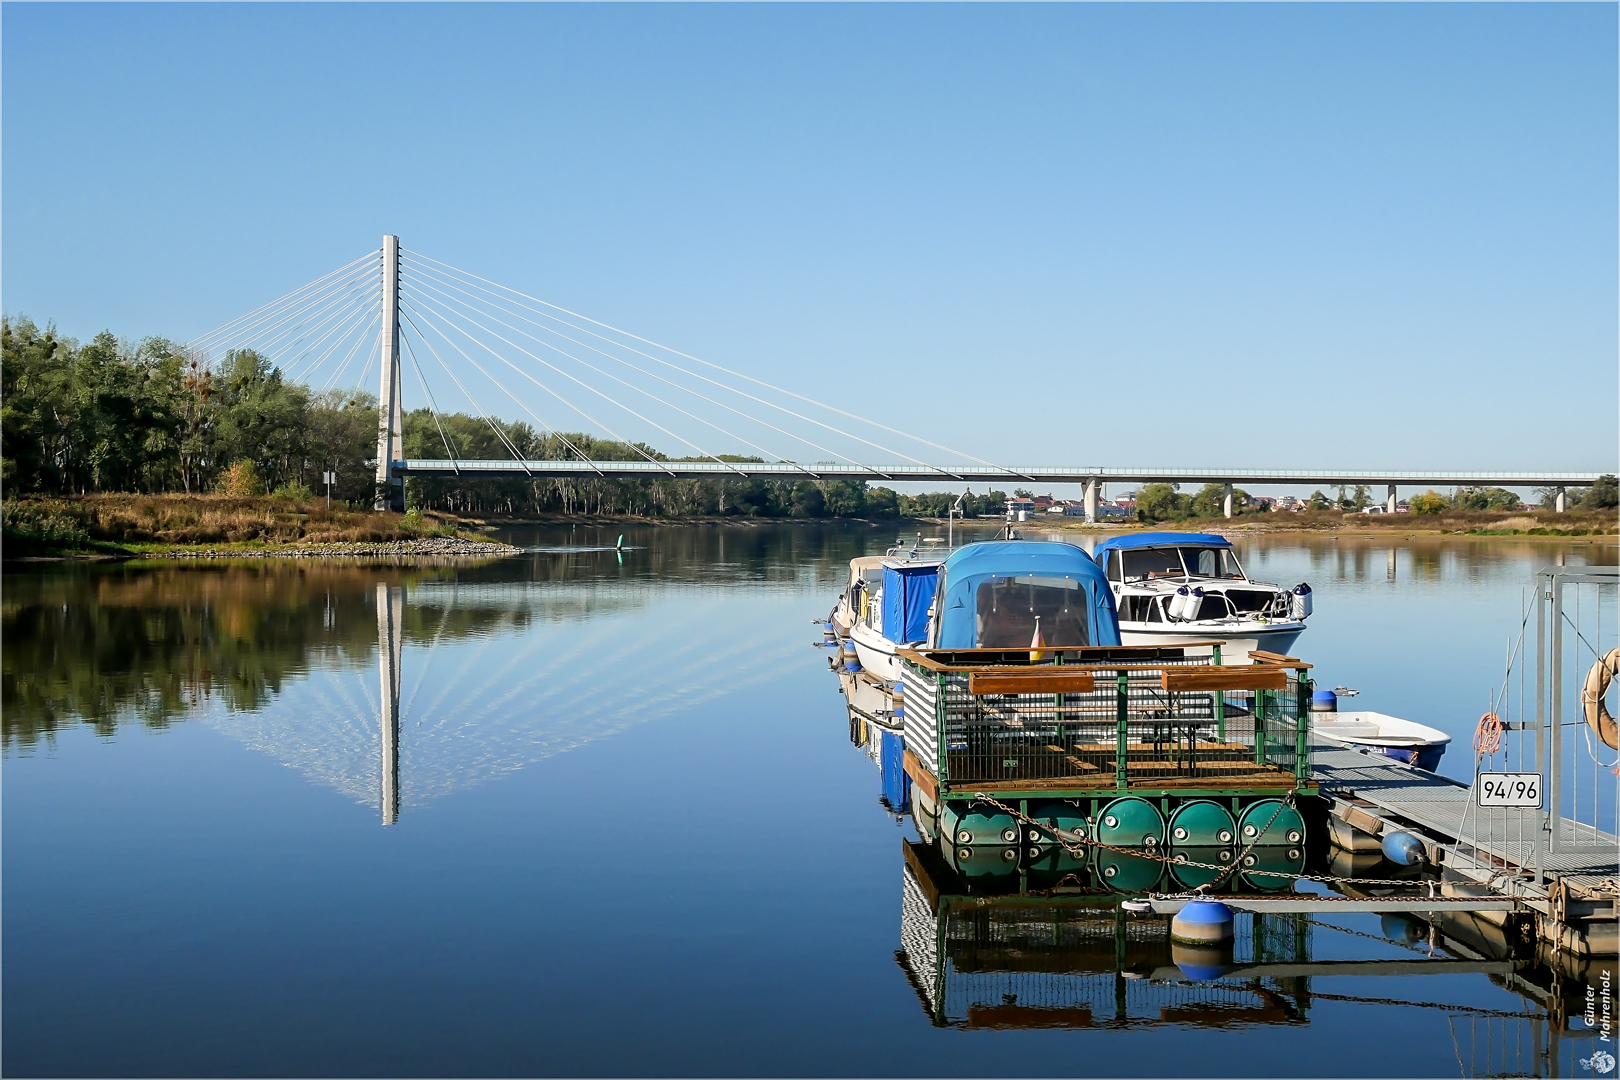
[3,315,1614,556]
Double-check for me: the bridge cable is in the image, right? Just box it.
[403,248,1021,480]
[401,311,536,470]
[291,298,384,388]
[272,282,383,382]
[404,287,692,477]
[186,248,380,353]
[241,272,379,361]
[399,308,558,473]
[401,255,917,480]
[404,293,674,477]
[403,304,595,471]
[321,309,383,394]
[402,259,847,477]
[400,330,461,475]
[188,255,380,359]
[403,273,757,478]
[194,267,381,376]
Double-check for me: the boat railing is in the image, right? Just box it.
[898,646,1313,793]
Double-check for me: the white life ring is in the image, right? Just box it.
[1582,649,1620,751]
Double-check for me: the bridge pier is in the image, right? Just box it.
[1555,486,1567,513]
[1387,485,1398,514]
[1083,478,1099,523]
[374,234,405,513]
[1222,482,1234,519]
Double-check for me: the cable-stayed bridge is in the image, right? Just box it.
[187,235,1608,517]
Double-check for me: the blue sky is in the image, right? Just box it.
[4,3,1616,474]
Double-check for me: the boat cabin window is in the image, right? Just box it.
[1120,547,1185,581]
[1184,546,1245,579]
[974,575,1091,648]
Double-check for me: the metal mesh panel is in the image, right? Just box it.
[929,667,1309,789]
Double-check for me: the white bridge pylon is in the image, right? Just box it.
[185,235,1608,516]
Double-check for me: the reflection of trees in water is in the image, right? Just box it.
[0,562,526,749]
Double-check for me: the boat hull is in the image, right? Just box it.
[848,622,903,682]
[1116,622,1305,662]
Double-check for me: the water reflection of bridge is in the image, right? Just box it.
[204,573,799,825]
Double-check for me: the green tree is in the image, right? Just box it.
[1136,483,1188,522]
[1409,489,1450,515]
[1453,486,1522,512]
[1589,474,1619,510]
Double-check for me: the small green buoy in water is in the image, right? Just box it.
[616,535,624,551]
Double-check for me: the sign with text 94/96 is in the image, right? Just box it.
[1476,773,1542,808]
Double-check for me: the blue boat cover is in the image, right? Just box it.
[882,562,939,644]
[1092,532,1231,567]
[933,541,1120,649]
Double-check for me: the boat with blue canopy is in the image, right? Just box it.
[1091,532,1312,662]
[832,539,1120,681]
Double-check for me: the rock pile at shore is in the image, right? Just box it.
[157,537,522,559]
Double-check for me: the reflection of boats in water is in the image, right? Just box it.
[899,839,1315,1029]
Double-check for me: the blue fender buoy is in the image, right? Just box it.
[841,640,861,672]
[1171,899,1235,945]
[1381,830,1426,866]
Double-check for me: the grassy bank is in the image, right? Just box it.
[1,494,490,557]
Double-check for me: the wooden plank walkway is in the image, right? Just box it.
[1312,743,1618,902]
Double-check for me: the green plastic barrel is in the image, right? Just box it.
[1168,800,1236,847]
[1236,800,1306,847]
[941,800,1020,846]
[1097,797,1166,848]
[1023,799,1089,846]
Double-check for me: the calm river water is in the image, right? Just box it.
[4,525,1615,1077]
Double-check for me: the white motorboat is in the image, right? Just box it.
[1312,708,1451,772]
[1091,533,1311,663]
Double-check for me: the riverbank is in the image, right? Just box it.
[1,494,512,559]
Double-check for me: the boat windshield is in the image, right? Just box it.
[1120,546,1244,581]
[1120,547,1185,581]
[1183,547,1245,580]
[974,575,1091,648]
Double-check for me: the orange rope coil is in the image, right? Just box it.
[1473,711,1504,762]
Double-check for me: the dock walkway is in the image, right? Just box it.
[1312,742,1618,910]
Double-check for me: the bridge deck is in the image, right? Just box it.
[393,459,1606,486]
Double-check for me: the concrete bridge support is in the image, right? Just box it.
[377,582,403,825]
[1222,483,1234,519]
[1083,477,1099,523]
[1555,486,1567,513]
[1387,485,1398,514]
[374,235,405,513]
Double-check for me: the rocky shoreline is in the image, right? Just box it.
[151,537,523,559]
